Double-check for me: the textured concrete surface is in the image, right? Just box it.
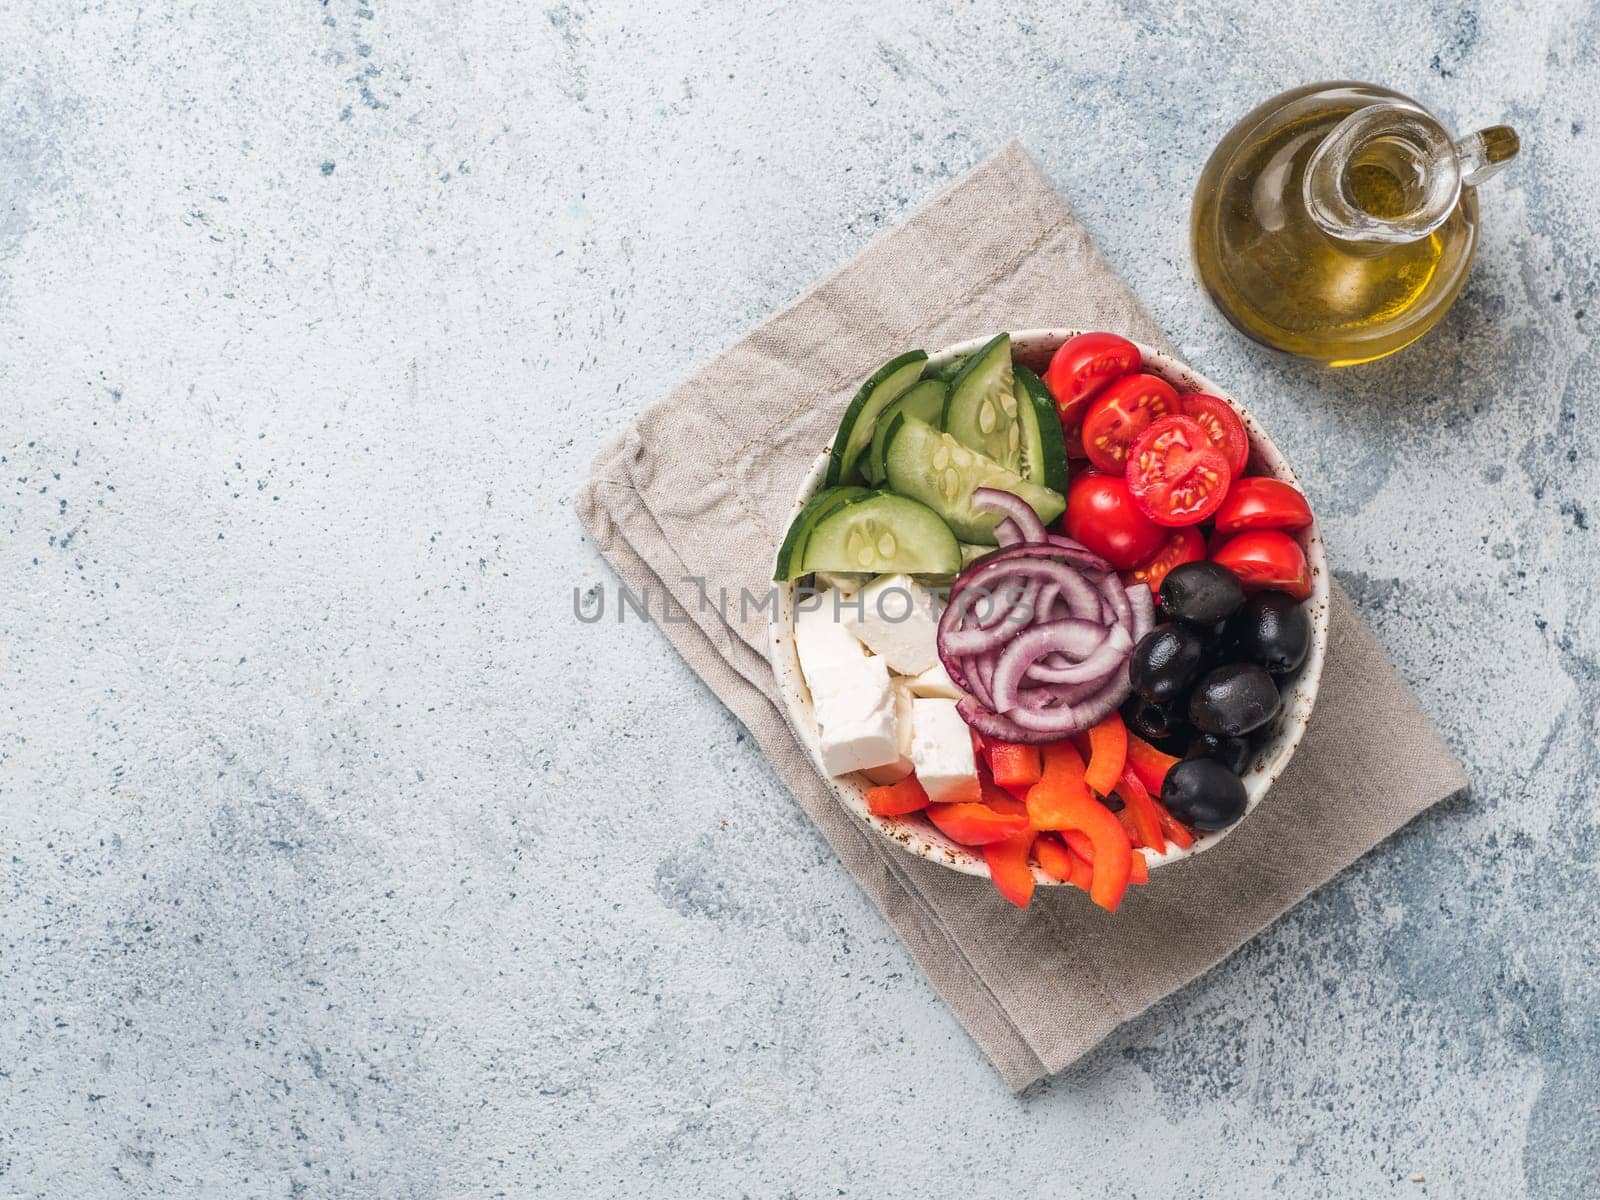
[2,1,1596,1196]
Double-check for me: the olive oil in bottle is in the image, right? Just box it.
[1191,81,1518,366]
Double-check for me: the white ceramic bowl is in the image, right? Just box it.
[768,330,1330,883]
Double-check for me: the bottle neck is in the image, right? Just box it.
[1303,102,1463,245]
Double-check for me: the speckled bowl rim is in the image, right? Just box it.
[767,330,1330,884]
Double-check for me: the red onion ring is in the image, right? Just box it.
[1127,581,1155,642]
[973,488,1048,545]
[1024,623,1131,685]
[936,488,1139,741]
[989,620,1112,711]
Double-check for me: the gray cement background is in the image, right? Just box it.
[2,1,1596,1196]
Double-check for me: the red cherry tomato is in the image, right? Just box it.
[1179,393,1249,477]
[1060,415,1087,460]
[1121,526,1206,593]
[1081,373,1177,474]
[1211,530,1313,600]
[1043,332,1141,416]
[1213,477,1314,534]
[1125,414,1233,527]
[1064,472,1167,570]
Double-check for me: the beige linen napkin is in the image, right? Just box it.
[577,141,1468,1091]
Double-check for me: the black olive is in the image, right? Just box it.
[1161,758,1248,830]
[1099,791,1125,813]
[1159,562,1246,627]
[1188,663,1281,736]
[1122,696,1187,742]
[1185,732,1252,775]
[1129,624,1205,703]
[1227,590,1311,675]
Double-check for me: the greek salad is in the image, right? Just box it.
[778,333,1316,912]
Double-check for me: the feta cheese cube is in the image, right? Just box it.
[813,654,900,776]
[908,698,980,804]
[794,589,903,776]
[841,574,943,676]
[794,588,867,681]
[863,677,916,785]
[906,659,964,700]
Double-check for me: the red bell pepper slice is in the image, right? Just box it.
[1033,834,1076,882]
[1151,796,1196,848]
[1061,828,1094,864]
[983,830,1038,908]
[1114,768,1167,854]
[987,740,1043,790]
[1023,740,1091,830]
[1083,713,1128,796]
[1038,835,1093,891]
[1125,732,1180,796]
[865,775,930,817]
[927,801,1030,847]
[1026,742,1132,911]
[1063,843,1094,891]
[979,776,1027,814]
[1062,828,1148,883]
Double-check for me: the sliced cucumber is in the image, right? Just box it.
[915,542,993,589]
[799,491,961,576]
[1013,366,1070,493]
[773,486,868,581]
[942,333,1023,474]
[922,354,968,384]
[825,350,928,486]
[864,378,946,484]
[882,416,1065,545]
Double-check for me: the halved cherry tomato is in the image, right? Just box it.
[1064,472,1167,570]
[1081,373,1177,473]
[865,775,930,817]
[1122,526,1206,593]
[1179,393,1249,477]
[1044,332,1141,423]
[1212,530,1312,600]
[1213,476,1314,534]
[1060,414,1087,459]
[926,801,1030,846]
[1125,414,1233,527]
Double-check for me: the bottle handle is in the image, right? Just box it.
[1455,125,1520,187]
